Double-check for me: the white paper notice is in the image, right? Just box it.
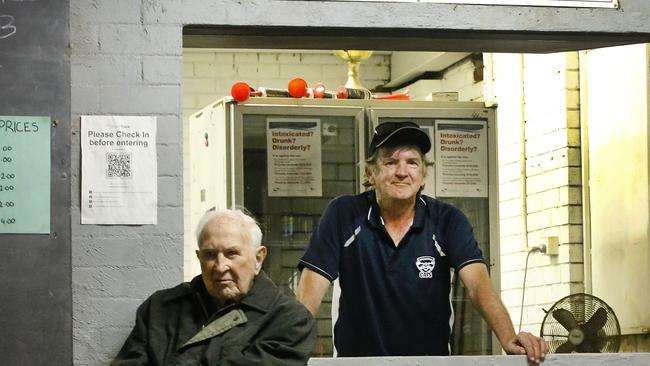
[267,118,322,197]
[435,120,488,198]
[81,116,157,224]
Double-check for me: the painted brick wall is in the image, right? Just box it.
[182,49,390,118]
[395,55,483,101]
[70,1,185,364]
[485,52,584,335]
[440,56,483,102]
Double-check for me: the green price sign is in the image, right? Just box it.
[0,116,50,234]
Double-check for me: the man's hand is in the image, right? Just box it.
[458,264,549,364]
[503,331,548,364]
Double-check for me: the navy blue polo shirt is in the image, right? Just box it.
[298,191,485,357]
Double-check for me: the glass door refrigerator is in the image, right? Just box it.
[368,102,499,355]
[186,98,498,356]
[188,98,366,356]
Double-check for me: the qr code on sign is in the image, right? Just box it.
[106,152,132,178]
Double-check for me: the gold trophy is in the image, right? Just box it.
[334,50,373,91]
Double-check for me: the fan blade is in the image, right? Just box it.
[556,340,576,353]
[583,307,608,334]
[553,308,579,331]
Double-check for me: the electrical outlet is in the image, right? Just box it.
[543,236,559,256]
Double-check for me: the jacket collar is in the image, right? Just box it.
[366,190,427,230]
[184,271,279,314]
[235,270,279,313]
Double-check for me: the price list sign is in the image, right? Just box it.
[0,116,50,233]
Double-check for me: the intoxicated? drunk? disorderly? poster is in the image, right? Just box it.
[435,120,488,198]
[81,115,157,224]
[266,118,322,197]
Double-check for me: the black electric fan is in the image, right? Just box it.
[540,293,621,353]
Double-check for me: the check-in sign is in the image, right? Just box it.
[334,0,617,8]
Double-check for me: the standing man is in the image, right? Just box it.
[113,209,315,365]
[297,121,547,362]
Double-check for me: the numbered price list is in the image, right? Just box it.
[0,116,50,233]
[0,146,16,224]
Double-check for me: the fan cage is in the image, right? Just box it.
[540,293,621,353]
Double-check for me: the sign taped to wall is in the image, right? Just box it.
[329,0,618,8]
[81,115,157,225]
[267,118,322,197]
[435,120,488,198]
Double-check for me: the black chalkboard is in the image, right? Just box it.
[0,0,71,364]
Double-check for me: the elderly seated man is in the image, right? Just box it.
[112,209,316,365]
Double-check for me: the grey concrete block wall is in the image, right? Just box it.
[69,0,650,364]
[70,0,184,363]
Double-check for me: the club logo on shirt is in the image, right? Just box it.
[415,256,435,278]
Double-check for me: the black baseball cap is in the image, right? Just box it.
[368,121,431,156]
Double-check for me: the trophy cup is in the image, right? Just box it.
[333,50,373,91]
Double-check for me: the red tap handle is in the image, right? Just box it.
[313,82,334,98]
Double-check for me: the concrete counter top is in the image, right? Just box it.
[309,353,650,366]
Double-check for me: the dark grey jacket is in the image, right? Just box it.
[112,271,316,366]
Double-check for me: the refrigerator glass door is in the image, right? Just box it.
[370,106,498,356]
[232,103,365,356]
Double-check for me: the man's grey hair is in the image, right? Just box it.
[195,209,263,248]
[362,144,432,189]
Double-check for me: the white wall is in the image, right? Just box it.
[439,56,484,102]
[485,52,584,334]
[183,49,390,117]
[395,55,483,101]
[584,43,650,335]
